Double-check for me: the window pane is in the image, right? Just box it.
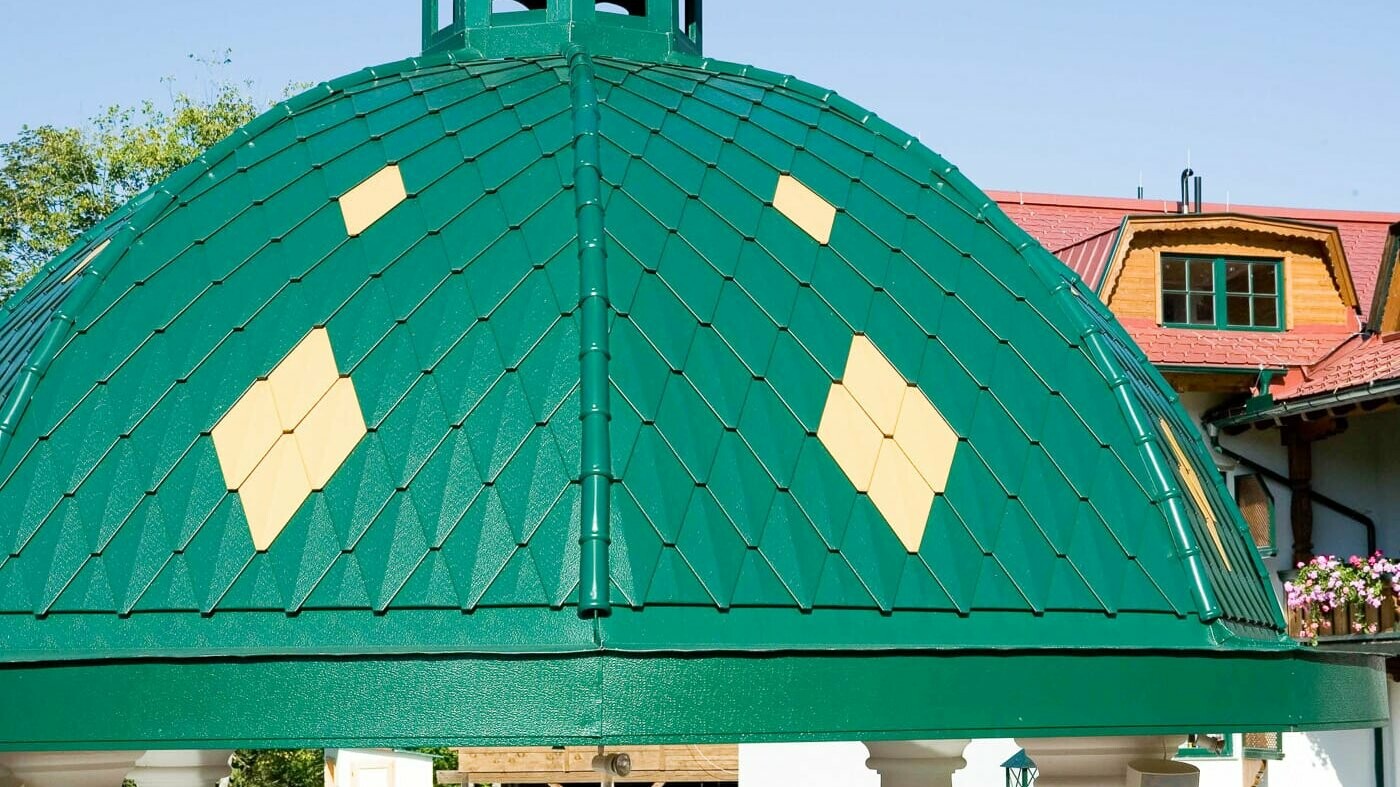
[1225,262,1250,294]
[1189,260,1214,292]
[1162,258,1187,291]
[1254,296,1279,328]
[1163,293,1187,324]
[1226,295,1252,327]
[1253,264,1277,295]
[1191,293,1214,324]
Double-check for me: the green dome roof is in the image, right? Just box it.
[0,1,1383,749]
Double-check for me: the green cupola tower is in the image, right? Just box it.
[423,0,702,60]
[0,1,1383,751]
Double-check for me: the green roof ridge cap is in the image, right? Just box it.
[566,44,614,617]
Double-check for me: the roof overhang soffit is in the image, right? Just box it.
[1096,213,1360,312]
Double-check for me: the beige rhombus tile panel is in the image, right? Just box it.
[819,334,953,553]
[267,327,340,430]
[61,239,110,283]
[340,164,407,237]
[867,438,935,552]
[295,377,368,490]
[772,174,836,244]
[210,327,367,551]
[239,435,313,551]
[842,334,907,436]
[211,380,283,490]
[817,383,884,492]
[1159,418,1233,571]
[893,389,959,493]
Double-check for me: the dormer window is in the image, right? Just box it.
[1161,254,1283,331]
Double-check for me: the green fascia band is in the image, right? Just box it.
[568,45,613,617]
[0,650,1382,750]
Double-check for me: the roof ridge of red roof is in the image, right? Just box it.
[988,190,1400,224]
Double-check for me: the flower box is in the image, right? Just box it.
[1285,555,1400,644]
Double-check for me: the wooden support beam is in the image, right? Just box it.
[1284,422,1315,564]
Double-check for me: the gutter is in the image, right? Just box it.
[1211,376,1400,428]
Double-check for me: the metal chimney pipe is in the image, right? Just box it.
[1194,176,1203,213]
[1180,169,1194,214]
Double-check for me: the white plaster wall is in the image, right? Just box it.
[739,742,875,787]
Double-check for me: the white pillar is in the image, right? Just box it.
[863,740,971,787]
[0,752,146,787]
[1014,736,1188,787]
[127,751,235,787]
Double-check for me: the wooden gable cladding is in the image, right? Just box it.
[1099,214,1360,330]
[437,746,739,785]
[1367,224,1400,333]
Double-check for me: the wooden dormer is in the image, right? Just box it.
[1098,214,1360,331]
[1366,223,1400,333]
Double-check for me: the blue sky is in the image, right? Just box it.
[2,1,1396,210]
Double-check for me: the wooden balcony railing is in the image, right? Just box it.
[1288,589,1400,644]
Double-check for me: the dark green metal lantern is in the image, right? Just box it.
[1003,750,1037,787]
[0,0,1385,750]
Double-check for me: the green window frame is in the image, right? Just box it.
[1161,254,1284,331]
[1178,734,1234,760]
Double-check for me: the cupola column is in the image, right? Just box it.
[0,752,145,787]
[126,750,236,787]
[1014,736,1191,786]
[862,740,971,787]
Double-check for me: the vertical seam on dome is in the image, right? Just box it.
[1058,282,1227,626]
[567,45,613,619]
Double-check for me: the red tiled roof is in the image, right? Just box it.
[989,190,1400,307]
[1277,333,1400,400]
[1119,318,1353,369]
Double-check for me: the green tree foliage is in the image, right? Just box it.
[229,750,325,787]
[0,77,262,296]
[225,748,459,787]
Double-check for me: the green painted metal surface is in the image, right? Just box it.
[0,651,1385,749]
[0,0,1385,747]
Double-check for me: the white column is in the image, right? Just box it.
[127,751,235,787]
[0,752,145,787]
[1014,736,1188,787]
[862,740,971,787]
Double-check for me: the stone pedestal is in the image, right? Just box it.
[0,752,145,787]
[862,740,972,787]
[127,751,235,787]
[1014,736,1189,787]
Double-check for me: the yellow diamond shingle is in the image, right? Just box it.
[818,334,961,554]
[209,327,367,551]
[267,327,339,430]
[773,174,836,244]
[61,238,111,283]
[867,439,935,553]
[239,435,313,551]
[1159,418,1232,571]
[211,380,282,490]
[340,164,407,237]
[842,334,907,435]
[295,377,368,490]
[894,389,959,493]
[817,383,884,492]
